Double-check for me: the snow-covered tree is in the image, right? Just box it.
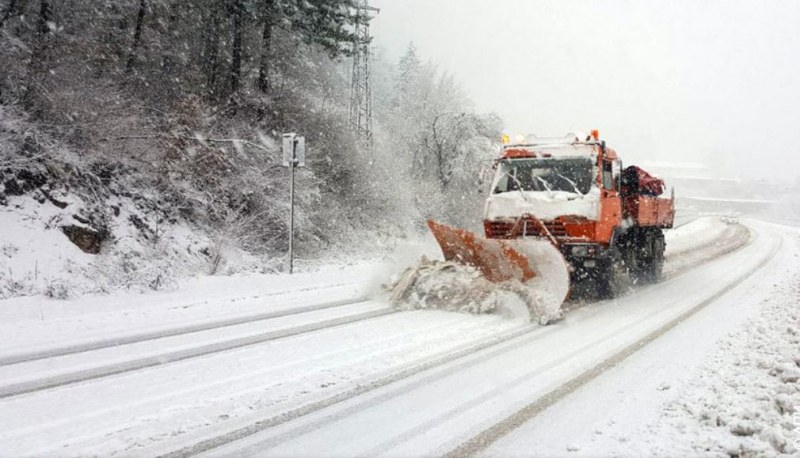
[0,1,502,276]
[371,43,501,228]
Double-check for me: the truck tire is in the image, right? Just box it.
[622,228,645,284]
[598,246,628,299]
[647,229,665,282]
[637,228,665,283]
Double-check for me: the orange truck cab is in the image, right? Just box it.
[482,132,675,297]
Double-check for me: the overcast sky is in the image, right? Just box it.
[370,0,800,182]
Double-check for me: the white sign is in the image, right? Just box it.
[282,133,306,167]
[282,133,295,166]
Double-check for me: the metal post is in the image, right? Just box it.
[282,132,304,275]
[288,141,296,274]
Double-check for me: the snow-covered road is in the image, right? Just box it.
[0,217,784,457]
[200,219,780,457]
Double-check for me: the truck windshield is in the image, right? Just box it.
[493,157,594,195]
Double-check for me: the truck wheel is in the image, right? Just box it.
[639,229,665,283]
[649,230,665,282]
[598,248,628,299]
[628,244,647,285]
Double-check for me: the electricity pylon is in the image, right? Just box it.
[349,0,379,144]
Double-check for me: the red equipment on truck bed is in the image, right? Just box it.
[621,166,674,228]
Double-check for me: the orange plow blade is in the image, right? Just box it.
[427,220,536,283]
[427,219,571,305]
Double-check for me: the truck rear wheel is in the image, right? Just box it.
[646,230,665,282]
[634,228,665,284]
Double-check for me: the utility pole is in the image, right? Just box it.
[349,0,379,144]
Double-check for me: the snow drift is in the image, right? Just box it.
[387,256,565,325]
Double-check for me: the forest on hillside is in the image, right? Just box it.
[0,0,502,294]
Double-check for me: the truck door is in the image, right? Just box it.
[598,158,622,242]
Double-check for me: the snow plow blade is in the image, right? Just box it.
[427,220,535,283]
[426,220,571,305]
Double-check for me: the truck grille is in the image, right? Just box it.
[485,221,514,238]
[543,220,567,237]
[485,219,566,239]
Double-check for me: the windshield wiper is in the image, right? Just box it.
[497,171,529,202]
[534,175,555,198]
[555,172,584,199]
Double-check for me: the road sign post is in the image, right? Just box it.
[282,133,306,274]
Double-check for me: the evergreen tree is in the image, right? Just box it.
[257,0,359,94]
[394,42,420,105]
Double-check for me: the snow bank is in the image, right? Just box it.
[0,194,224,299]
[664,215,738,256]
[0,194,95,298]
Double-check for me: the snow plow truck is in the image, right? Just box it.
[427,130,675,305]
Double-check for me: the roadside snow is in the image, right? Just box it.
[0,194,219,299]
[647,270,800,456]
[0,191,439,302]
[0,195,95,298]
[665,215,734,255]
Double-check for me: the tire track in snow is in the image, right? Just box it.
[0,301,391,398]
[0,311,513,455]
[0,296,369,366]
[156,323,549,458]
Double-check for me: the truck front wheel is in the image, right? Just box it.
[598,247,628,299]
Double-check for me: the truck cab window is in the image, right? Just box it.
[602,160,614,190]
[613,160,622,191]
